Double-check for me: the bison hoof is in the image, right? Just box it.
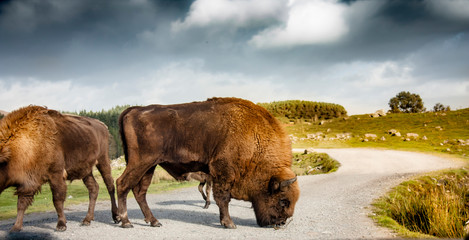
[81,221,91,226]
[203,203,210,209]
[56,225,67,232]
[10,226,22,232]
[150,220,162,227]
[221,221,237,229]
[121,223,134,228]
[113,215,121,224]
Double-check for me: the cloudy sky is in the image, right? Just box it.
[0,0,468,114]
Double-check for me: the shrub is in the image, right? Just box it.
[433,103,451,112]
[291,152,340,175]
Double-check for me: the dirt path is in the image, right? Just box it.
[0,149,464,239]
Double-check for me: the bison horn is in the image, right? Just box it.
[280,176,297,190]
[269,176,297,194]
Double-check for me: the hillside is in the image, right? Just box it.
[286,108,469,158]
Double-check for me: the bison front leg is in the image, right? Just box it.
[49,177,68,231]
[132,166,162,227]
[213,182,236,229]
[81,174,99,226]
[10,194,34,232]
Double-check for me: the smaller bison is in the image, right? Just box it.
[182,172,212,209]
[0,106,118,232]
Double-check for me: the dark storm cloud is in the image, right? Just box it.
[0,0,467,113]
[1,0,467,80]
[241,0,469,82]
[0,0,192,82]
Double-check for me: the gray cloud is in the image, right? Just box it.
[0,0,468,114]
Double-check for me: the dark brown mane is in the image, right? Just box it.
[0,105,49,143]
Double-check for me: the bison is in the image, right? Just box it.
[0,106,118,232]
[182,171,213,209]
[116,97,299,229]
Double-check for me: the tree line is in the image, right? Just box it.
[258,100,347,121]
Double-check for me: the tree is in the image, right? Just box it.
[389,91,425,113]
[433,103,451,112]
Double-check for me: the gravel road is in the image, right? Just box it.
[1,148,464,240]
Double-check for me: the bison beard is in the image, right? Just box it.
[116,97,300,229]
[0,106,118,232]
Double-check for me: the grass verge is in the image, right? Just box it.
[372,169,469,238]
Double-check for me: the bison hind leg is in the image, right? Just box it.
[96,156,119,223]
[49,176,68,231]
[203,179,212,209]
[132,165,162,227]
[81,174,99,226]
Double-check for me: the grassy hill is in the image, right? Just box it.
[286,108,469,238]
[286,108,469,158]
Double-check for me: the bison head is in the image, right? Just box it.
[252,170,300,228]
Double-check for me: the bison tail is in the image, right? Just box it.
[118,107,134,164]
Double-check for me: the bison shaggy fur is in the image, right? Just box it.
[0,106,118,232]
[116,97,300,229]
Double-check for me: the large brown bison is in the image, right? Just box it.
[0,106,118,232]
[116,97,299,229]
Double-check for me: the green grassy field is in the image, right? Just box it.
[286,108,469,158]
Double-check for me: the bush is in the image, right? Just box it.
[258,100,347,121]
[433,103,451,112]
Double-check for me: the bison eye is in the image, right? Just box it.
[279,199,290,208]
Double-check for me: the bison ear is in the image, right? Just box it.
[268,177,281,195]
[268,176,297,194]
